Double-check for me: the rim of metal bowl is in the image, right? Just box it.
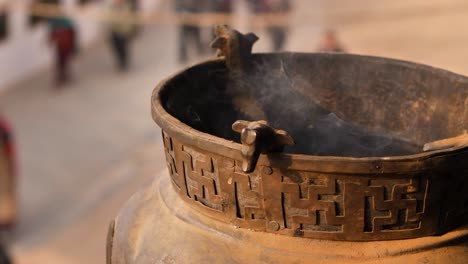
[151,53,468,175]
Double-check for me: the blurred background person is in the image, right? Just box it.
[0,116,15,231]
[247,0,291,51]
[48,15,78,87]
[208,0,233,15]
[0,241,12,264]
[108,0,138,71]
[265,0,291,51]
[174,0,203,63]
[0,115,14,264]
[206,0,233,27]
[246,0,266,33]
[318,29,346,52]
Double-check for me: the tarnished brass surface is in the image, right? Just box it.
[108,175,468,263]
[423,133,468,151]
[109,27,468,263]
[210,25,258,73]
[151,50,467,241]
[156,130,467,241]
[232,120,294,173]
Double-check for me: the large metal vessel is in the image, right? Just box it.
[108,27,468,263]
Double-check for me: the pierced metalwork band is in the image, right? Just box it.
[162,131,468,241]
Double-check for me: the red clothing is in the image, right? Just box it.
[49,27,76,85]
[50,28,75,55]
[0,118,15,177]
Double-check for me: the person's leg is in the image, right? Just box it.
[115,34,128,70]
[110,33,120,69]
[269,27,287,51]
[55,48,62,85]
[178,25,190,63]
[110,33,128,71]
[56,48,68,86]
[120,36,129,70]
[62,50,72,84]
[192,26,203,55]
[0,243,11,264]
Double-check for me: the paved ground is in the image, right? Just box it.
[0,23,181,262]
[15,142,166,264]
[1,0,468,263]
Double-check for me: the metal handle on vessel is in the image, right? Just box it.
[423,133,468,151]
[232,120,294,173]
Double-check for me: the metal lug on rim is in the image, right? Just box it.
[232,120,294,173]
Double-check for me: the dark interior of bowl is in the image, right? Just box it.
[160,53,468,157]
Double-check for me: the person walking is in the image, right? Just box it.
[0,242,11,264]
[317,29,346,52]
[174,0,204,63]
[207,0,233,17]
[0,116,15,231]
[247,0,291,51]
[266,0,291,51]
[48,16,77,87]
[108,0,137,71]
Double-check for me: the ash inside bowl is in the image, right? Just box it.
[161,53,467,157]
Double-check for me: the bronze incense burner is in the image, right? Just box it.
[108,27,468,263]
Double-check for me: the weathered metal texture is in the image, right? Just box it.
[232,120,294,173]
[108,174,468,263]
[423,133,468,151]
[151,51,468,241]
[210,25,258,73]
[157,130,467,241]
